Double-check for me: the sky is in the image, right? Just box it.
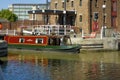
[0,0,49,10]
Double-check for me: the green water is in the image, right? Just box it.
[0,49,120,80]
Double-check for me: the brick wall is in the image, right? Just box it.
[1,20,44,30]
[50,0,120,34]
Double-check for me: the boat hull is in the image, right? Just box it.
[0,41,8,57]
[7,44,81,53]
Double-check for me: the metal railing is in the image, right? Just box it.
[32,25,72,35]
[0,25,74,36]
[0,29,16,35]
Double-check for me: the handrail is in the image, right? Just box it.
[0,25,73,36]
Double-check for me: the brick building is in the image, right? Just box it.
[50,0,120,33]
[28,0,120,34]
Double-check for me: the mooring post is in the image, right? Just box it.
[82,29,84,38]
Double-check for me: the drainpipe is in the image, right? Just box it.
[90,0,92,33]
[46,0,49,24]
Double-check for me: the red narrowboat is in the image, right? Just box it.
[4,35,81,53]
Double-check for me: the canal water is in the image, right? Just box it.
[0,49,120,80]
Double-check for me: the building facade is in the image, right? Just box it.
[49,0,120,33]
[28,0,120,33]
[9,4,48,20]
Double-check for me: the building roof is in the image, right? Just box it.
[28,9,76,15]
[11,3,47,6]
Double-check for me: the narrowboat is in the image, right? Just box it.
[4,35,81,53]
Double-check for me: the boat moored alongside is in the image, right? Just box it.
[4,35,81,53]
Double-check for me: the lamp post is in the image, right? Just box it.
[46,0,49,24]
[63,0,66,35]
[63,0,66,26]
[102,0,106,37]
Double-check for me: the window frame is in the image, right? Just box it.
[35,38,44,44]
[80,0,82,6]
[93,12,99,21]
[55,2,58,9]
[71,1,74,7]
[95,0,98,7]
[19,38,25,43]
[79,15,82,22]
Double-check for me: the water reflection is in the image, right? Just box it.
[78,52,120,80]
[0,50,120,80]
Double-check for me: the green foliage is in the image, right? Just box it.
[0,9,18,22]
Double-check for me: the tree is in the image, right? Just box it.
[0,9,18,22]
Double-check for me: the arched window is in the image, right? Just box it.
[95,0,98,7]
[55,2,58,9]
[80,0,82,6]
[71,1,74,7]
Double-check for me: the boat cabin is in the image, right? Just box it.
[4,35,48,46]
[48,35,71,46]
[4,35,71,46]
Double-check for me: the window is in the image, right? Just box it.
[71,1,74,7]
[113,1,117,12]
[55,16,58,24]
[35,38,43,44]
[55,3,58,9]
[67,0,69,2]
[94,12,99,21]
[112,16,116,28]
[95,0,98,7]
[80,0,82,6]
[62,2,64,8]
[79,15,82,22]
[32,14,35,20]
[19,38,25,43]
